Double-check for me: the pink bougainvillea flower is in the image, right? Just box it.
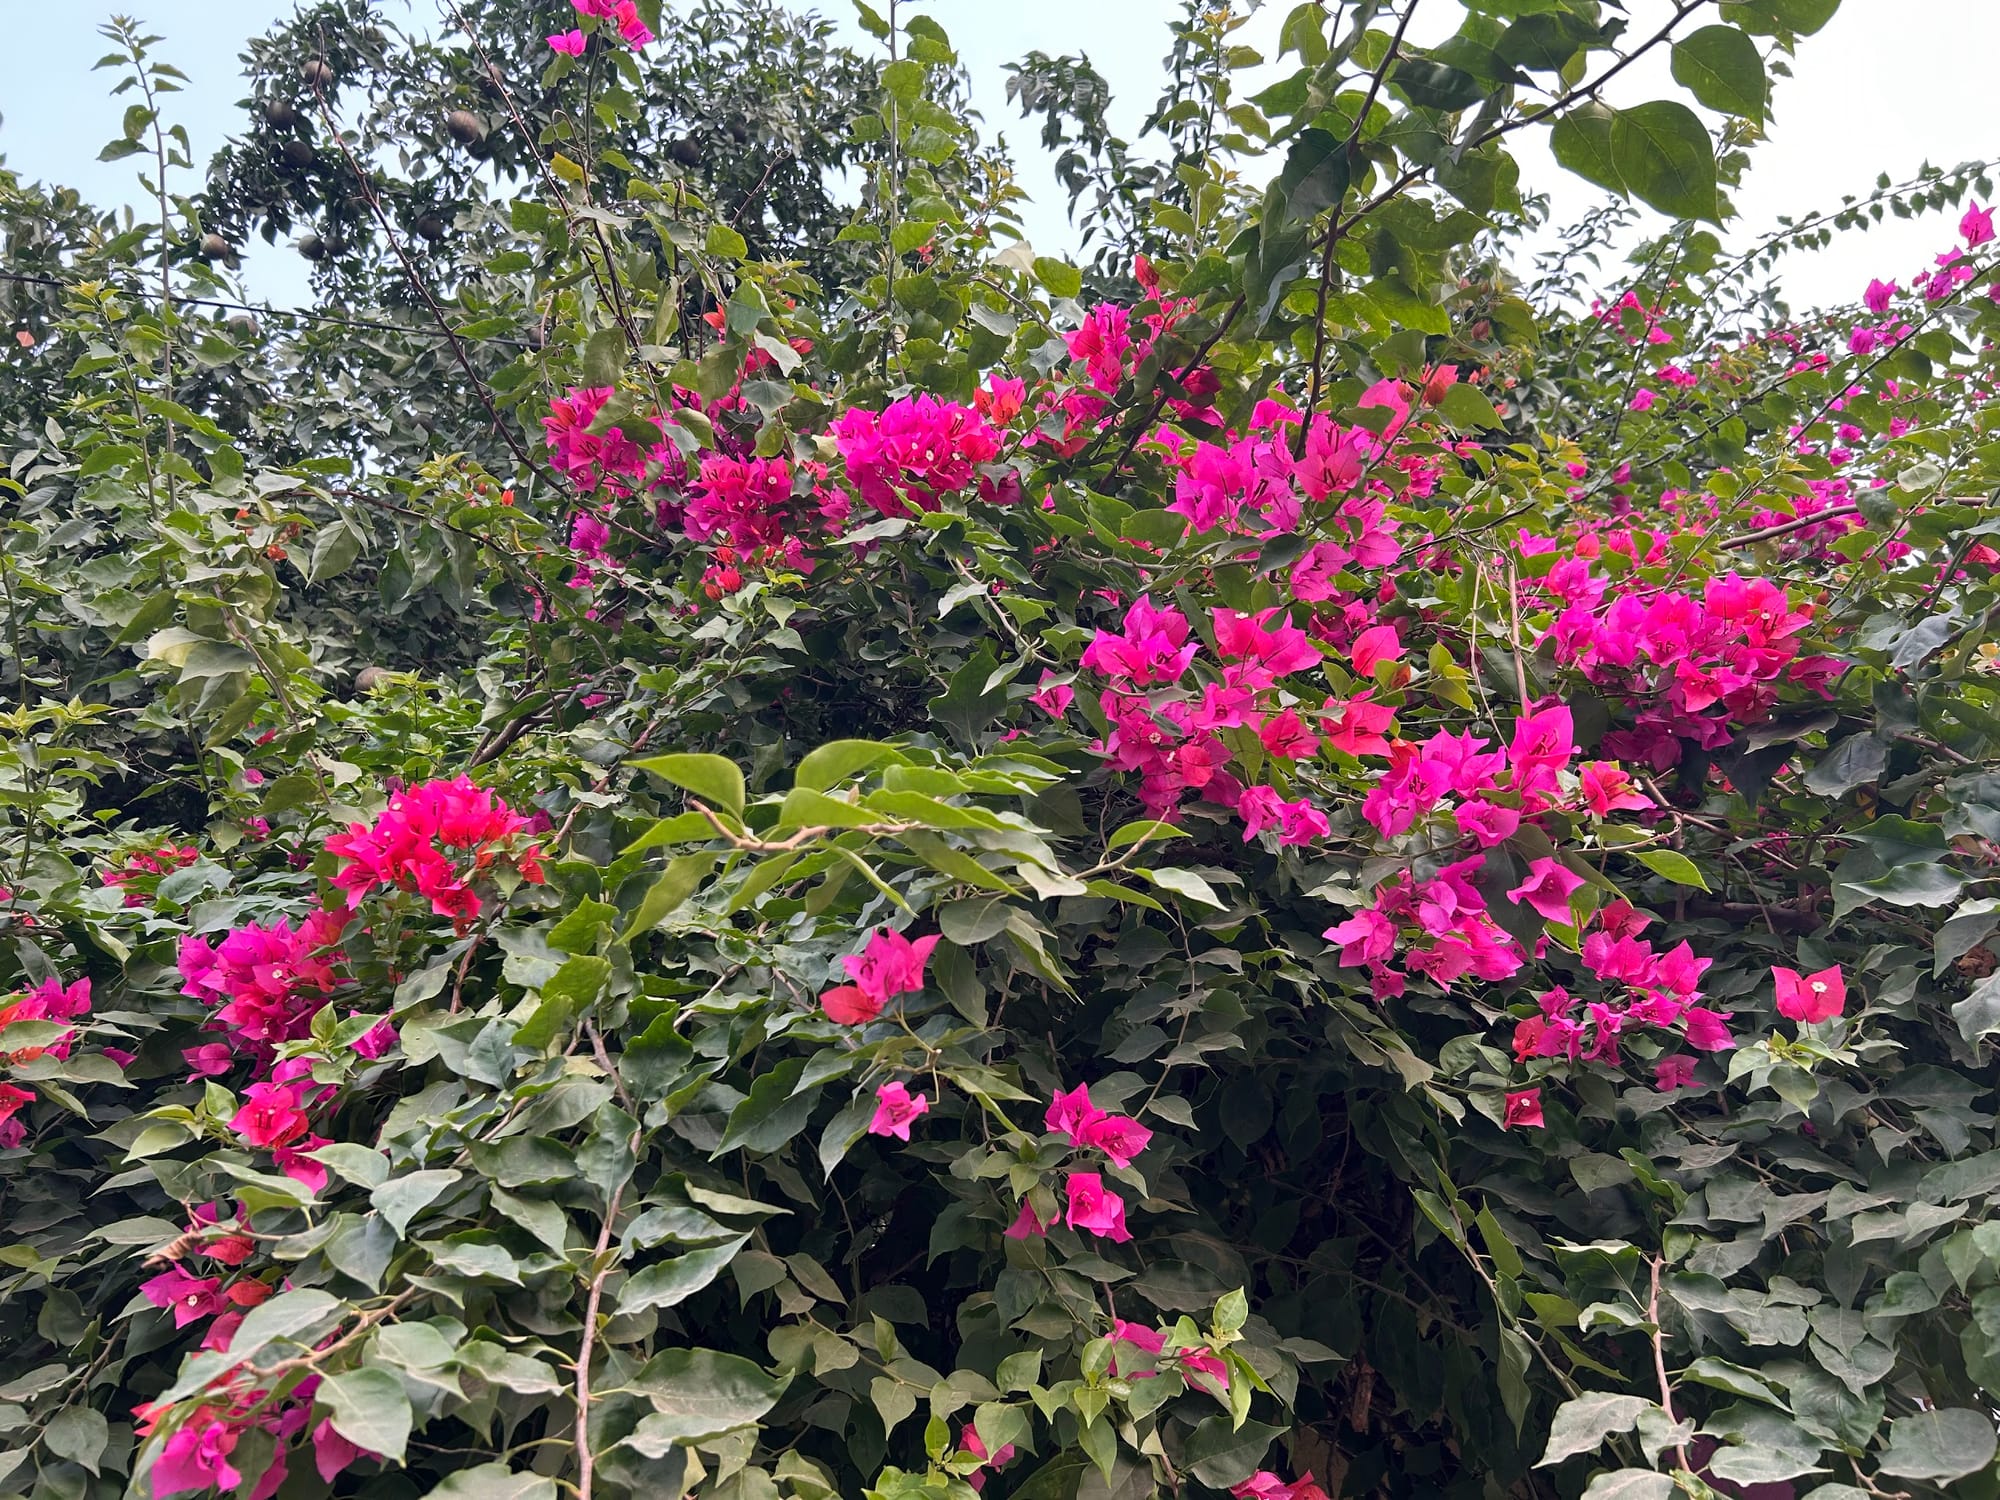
[1324,694,1395,757]
[867,1081,930,1141]
[1865,278,1897,314]
[1507,858,1584,924]
[273,1135,331,1194]
[1773,964,1845,1023]
[845,929,939,1002]
[1212,607,1321,681]
[1232,1472,1330,1500]
[1045,1082,1105,1144]
[351,1018,398,1059]
[1003,1198,1047,1240]
[958,1423,1018,1492]
[183,1042,235,1079]
[1503,1088,1544,1129]
[1655,1055,1697,1091]
[1578,761,1650,818]
[229,1082,311,1150]
[1628,388,1657,412]
[1064,1171,1131,1242]
[153,1418,243,1496]
[1681,1006,1737,1052]
[1029,670,1074,717]
[1324,908,1396,968]
[611,0,653,46]
[141,1267,226,1328]
[819,985,881,1026]
[1082,596,1197,685]
[312,1418,377,1483]
[1350,623,1403,676]
[1079,1113,1152,1168]
[1963,202,1996,248]
[1258,707,1319,761]
[547,28,586,54]
[1276,798,1329,847]
[0,1082,31,1126]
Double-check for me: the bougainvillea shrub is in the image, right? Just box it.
[8,2,2000,1499]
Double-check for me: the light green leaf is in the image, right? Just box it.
[619,1233,751,1313]
[631,753,745,816]
[321,1367,412,1463]
[1878,1409,1997,1482]
[622,1348,788,1451]
[1538,1394,1657,1467]
[371,1169,461,1238]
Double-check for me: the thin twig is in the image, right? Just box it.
[1648,1255,1692,1473]
[1720,504,1860,549]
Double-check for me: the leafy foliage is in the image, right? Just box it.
[9,4,2000,1500]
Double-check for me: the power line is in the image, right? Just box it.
[0,269,535,349]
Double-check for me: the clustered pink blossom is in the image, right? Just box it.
[832,395,1002,517]
[567,0,651,48]
[177,907,349,1065]
[821,928,940,1025]
[1534,570,1837,772]
[325,775,544,928]
[1083,596,1337,833]
[1004,1083,1153,1246]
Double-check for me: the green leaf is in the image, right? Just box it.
[427,1464,557,1500]
[1390,57,1487,111]
[1181,1416,1283,1488]
[1609,101,1718,222]
[1631,849,1709,891]
[1671,25,1768,120]
[1106,819,1189,852]
[1952,972,2000,1043]
[42,1407,108,1475]
[1803,733,1888,797]
[619,1233,752,1313]
[1877,1409,1998,1482]
[371,1169,461,1238]
[582,327,628,387]
[322,1367,413,1463]
[1581,1473,1675,1500]
[1552,102,1625,197]
[1032,257,1082,300]
[715,1059,815,1155]
[1436,383,1504,430]
[1139,867,1227,910]
[222,1289,345,1368]
[631,753,745,815]
[1273,127,1351,225]
[623,1348,788,1451]
[704,224,748,259]
[794,739,903,792]
[1538,1394,1657,1466]
[516,955,609,1049]
[623,852,717,937]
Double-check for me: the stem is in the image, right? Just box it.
[1648,1254,1692,1473]
[573,1181,624,1500]
[1301,0,1423,450]
[1720,504,1860,549]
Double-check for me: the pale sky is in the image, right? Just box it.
[3,0,1993,314]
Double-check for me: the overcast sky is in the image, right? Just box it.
[4,0,1994,314]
